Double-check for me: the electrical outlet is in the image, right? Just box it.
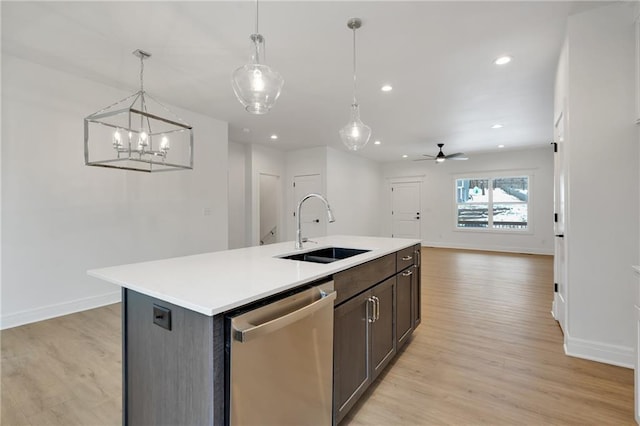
[153,305,171,331]
[203,207,212,216]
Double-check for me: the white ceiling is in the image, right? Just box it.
[1,1,604,162]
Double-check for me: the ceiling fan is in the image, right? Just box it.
[415,143,468,163]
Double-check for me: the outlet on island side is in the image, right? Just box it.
[153,304,172,331]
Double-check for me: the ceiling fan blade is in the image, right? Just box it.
[421,154,437,158]
[445,153,468,160]
[412,158,434,161]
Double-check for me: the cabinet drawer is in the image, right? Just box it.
[334,254,395,305]
[396,246,416,272]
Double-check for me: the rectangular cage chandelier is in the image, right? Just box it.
[84,49,193,172]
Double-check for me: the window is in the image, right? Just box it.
[456,176,529,230]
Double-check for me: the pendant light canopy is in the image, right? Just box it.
[232,0,284,114]
[339,18,371,152]
[84,49,194,172]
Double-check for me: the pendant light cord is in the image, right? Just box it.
[139,55,144,93]
[352,26,357,105]
[255,0,259,34]
[138,54,152,139]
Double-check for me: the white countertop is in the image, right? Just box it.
[88,235,420,316]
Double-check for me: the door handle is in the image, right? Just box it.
[555,234,564,238]
[313,219,320,223]
[232,291,336,342]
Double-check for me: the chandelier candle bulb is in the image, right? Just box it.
[137,131,149,151]
[160,136,170,153]
[112,129,123,149]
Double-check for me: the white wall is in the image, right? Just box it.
[635,3,640,270]
[1,55,229,329]
[382,148,554,254]
[228,141,247,249]
[326,147,382,237]
[562,3,639,366]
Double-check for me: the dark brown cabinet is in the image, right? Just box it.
[333,277,396,424]
[333,291,371,423]
[397,244,422,349]
[370,277,396,379]
[333,245,422,424]
[396,267,413,348]
[412,245,422,328]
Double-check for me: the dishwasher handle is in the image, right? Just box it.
[232,291,336,343]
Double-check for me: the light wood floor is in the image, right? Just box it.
[1,248,634,425]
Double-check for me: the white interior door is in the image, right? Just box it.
[293,174,325,240]
[391,182,421,239]
[259,174,279,245]
[552,112,567,334]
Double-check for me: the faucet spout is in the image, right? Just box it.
[295,193,335,250]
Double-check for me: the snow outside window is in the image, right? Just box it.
[456,176,529,230]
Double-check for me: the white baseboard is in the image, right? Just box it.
[1,291,121,330]
[422,241,554,256]
[565,334,634,369]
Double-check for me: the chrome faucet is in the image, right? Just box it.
[296,193,335,250]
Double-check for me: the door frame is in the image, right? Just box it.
[259,173,281,245]
[291,173,326,241]
[551,110,568,336]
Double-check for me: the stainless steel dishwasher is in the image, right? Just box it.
[226,280,336,425]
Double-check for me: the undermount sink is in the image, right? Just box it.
[279,247,371,264]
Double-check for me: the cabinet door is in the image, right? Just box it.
[412,245,422,328]
[370,277,396,380]
[396,267,414,348]
[334,291,371,424]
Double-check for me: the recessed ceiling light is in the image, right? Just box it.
[498,144,505,148]
[381,85,393,92]
[402,154,408,158]
[494,56,512,65]
[270,134,278,140]
[374,140,381,145]
[491,124,504,129]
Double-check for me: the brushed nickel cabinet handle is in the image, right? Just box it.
[402,255,413,261]
[372,296,380,321]
[367,297,376,323]
[402,270,413,277]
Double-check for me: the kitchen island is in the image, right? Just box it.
[89,235,422,425]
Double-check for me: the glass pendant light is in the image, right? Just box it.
[339,18,371,151]
[232,0,284,114]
